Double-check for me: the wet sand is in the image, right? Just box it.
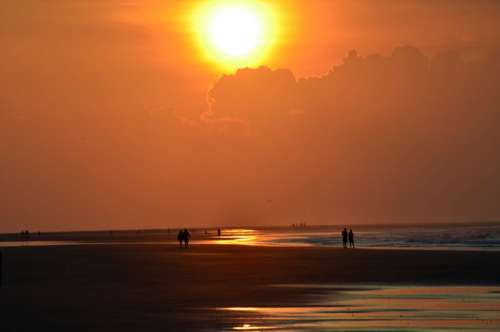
[223,285,500,331]
[1,243,499,331]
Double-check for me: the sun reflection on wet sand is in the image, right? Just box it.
[213,229,259,246]
[233,323,274,330]
[218,285,500,331]
[201,228,314,247]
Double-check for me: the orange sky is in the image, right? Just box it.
[2,0,500,232]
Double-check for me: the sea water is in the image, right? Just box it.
[212,223,500,250]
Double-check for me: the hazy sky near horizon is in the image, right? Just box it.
[2,0,500,232]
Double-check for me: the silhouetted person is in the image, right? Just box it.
[177,230,184,248]
[342,228,348,248]
[349,229,355,248]
[217,228,221,237]
[183,229,191,248]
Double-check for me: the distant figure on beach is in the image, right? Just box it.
[183,229,191,248]
[177,230,184,248]
[217,228,221,237]
[342,228,348,248]
[349,228,355,248]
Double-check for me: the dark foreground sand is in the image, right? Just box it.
[1,243,499,331]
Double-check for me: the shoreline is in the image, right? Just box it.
[3,223,500,252]
[2,239,500,252]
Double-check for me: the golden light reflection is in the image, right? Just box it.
[219,286,500,331]
[213,229,258,246]
[233,323,273,330]
[191,0,280,71]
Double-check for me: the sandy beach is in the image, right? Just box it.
[1,241,500,331]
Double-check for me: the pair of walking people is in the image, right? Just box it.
[341,228,355,248]
[177,229,191,248]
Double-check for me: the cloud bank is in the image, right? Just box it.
[204,45,500,223]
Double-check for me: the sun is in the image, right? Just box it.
[207,6,262,57]
[192,1,278,70]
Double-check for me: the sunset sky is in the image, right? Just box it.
[2,0,500,232]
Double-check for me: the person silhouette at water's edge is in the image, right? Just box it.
[177,229,191,248]
[342,228,348,248]
[177,230,184,248]
[349,228,355,248]
[183,229,191,248]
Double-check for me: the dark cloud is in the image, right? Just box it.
[205,45,500,224]
[205,67,297,134]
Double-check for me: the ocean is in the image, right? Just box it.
[213,222,500,250]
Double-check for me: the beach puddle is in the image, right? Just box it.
[217,285,500,331]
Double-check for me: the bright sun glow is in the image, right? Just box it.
[208,7,262,57]
[192,1,278,70]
